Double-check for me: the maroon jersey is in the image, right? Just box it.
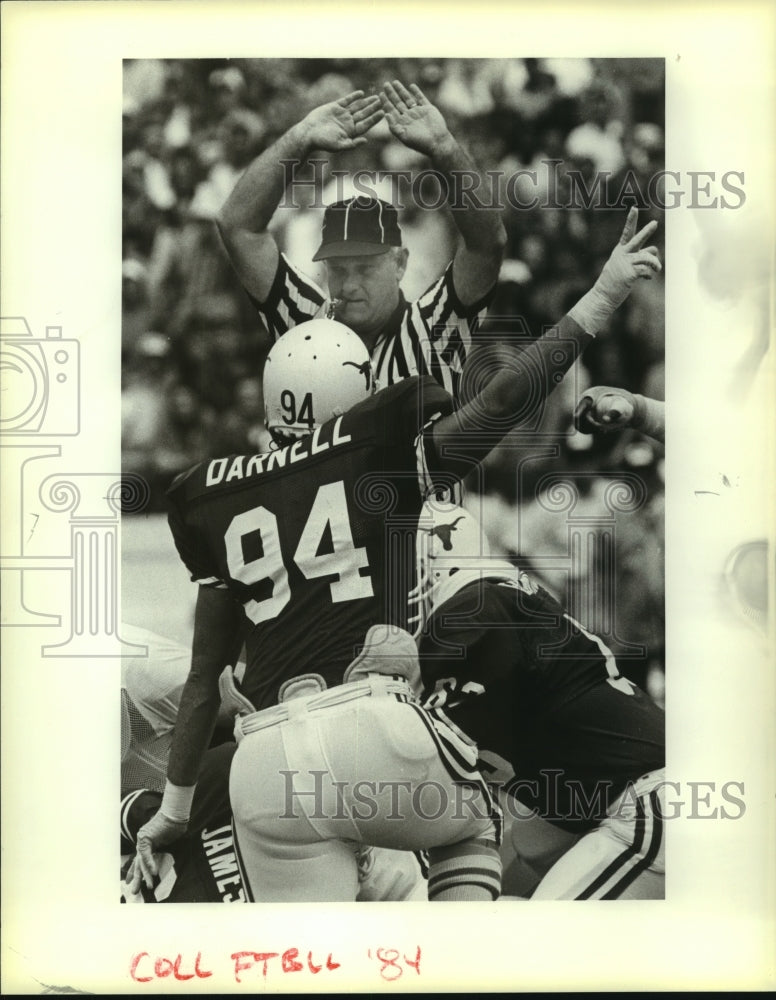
[167,377,453,710]
[419,575,665,832]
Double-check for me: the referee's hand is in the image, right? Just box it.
[381,81,452,158]
[299,90,384,151]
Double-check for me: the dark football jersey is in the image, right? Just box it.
[419,575,665,832]
[121,797,244,903]
[121,742,244,904]
[167,377,454,710]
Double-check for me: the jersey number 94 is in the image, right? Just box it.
[224,480,374,624]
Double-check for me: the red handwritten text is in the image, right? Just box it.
[129,944,422,985]
[231,949,340,983]
[130,952,212,983]
[367,946,422,981]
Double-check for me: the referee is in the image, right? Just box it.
[216,80,507,398]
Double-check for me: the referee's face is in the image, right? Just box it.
[325,249,407,344]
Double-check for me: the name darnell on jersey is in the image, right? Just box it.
[168,377,453,710]
[420,577,665,831]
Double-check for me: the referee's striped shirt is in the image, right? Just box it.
[250,253,494,399]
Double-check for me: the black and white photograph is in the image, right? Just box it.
[119,54,668,909]
[1,1,774,993]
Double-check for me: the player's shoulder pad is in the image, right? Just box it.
[167,460,207,498]
[348,375,451,422]
[166,458,230,504]
[495,572,562,621]
[445,576,512,616]
[341,376,452,447]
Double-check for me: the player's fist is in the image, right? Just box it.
[574,386,638,433]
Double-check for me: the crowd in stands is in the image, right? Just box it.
[122,57,665,695]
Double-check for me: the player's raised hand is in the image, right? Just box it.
[299,90,384,151]
[594,207,661,309]
[125,808,189,892]
[381,81,452,157]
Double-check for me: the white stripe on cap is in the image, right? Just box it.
[343,199,352,240]
[377,199,385,243]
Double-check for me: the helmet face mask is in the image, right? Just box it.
[408,500,492,635]
[263,319,375,445]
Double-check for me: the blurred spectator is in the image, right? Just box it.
[435,58,497,119]
[209,66,249,117]
[565,78,628,176]
[122,332,177,493]
[122,258,153,353]
[601,122,666,250]
[152,382,216,478]
[496,58,557,122]
[146,201,248,340]
[189,108,266,220]
[123,337,216,506]
[210,377,272,456]
[123,59,167,114]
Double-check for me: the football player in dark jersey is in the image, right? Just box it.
[127,208,661,902]
[413,500,666,899]
[121,742,242,903]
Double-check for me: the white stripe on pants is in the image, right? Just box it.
[530,769,666,900]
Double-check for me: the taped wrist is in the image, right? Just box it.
[160,781,196,823]
[567,286,614,336]
[631,393,647,427]
[631,394,665,443]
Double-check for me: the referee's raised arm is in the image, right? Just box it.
[381,80,507,309]
[216,91,384,304]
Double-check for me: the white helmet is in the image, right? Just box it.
[263,319,375,442]
[407,499,493,634]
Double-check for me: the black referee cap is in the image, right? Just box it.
[313,196,402,261]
